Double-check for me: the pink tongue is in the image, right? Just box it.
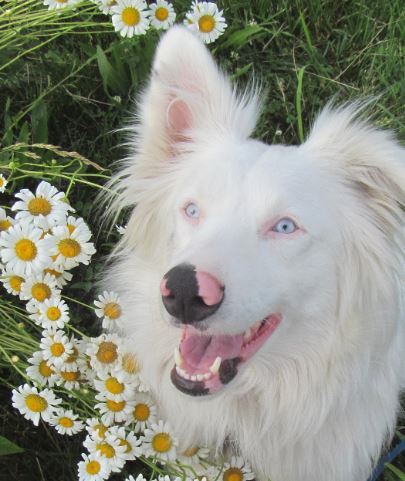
[180,328,244,370]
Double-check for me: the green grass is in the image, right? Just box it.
[0,0,404,479]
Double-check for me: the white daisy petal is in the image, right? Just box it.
[111,0,150,38]
[184,1,227,44]
[12,181,74,230]
[49,408,84,435]
[12,383,62,426]
[141,419,178,461]
[149,0,176,30]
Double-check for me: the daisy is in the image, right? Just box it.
[0,266,25,296]
[0,221,50,276]
[142,420,178,461]
[12,181,73,230]
[0,207,14,232]
[86,418,110,441]
[185,2,227,44]
[220,456,255,481]
[40,329,74,367]
[178,446,210,465]
[86,333,123,374]
[115,224,127,235]
[42,224,96,270]
[95,394,135,426]
[43,265,73,288]
[49,408,84,435]
[126,392,157,432]
[43,0,80,9]
[78,452,111,481]
[149,0,176,30]
[12,384,62,426]
[111,0,150,38]
[83,434,127,472]
[98,0,118,15]
[35,296,70,331]
[94,291,124,331]
[20,272,60,302]
[0,173,7,193]
[55,365,82,390]
[26,351,58,386]
[63,215,92,237]
[125,476,148,481]
[94,367,137,402]
[107,426,143,461]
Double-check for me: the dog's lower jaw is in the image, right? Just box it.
[146,342,401,481]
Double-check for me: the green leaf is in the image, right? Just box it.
[220,25,264,49]
[0,436,24,455]
[96,45,127,96]
[385,463,405,480]
[31,99,48,143]
[18,121,30,144]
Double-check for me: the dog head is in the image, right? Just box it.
[111,27,404,397]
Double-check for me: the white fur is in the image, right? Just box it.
[103,27,405,481]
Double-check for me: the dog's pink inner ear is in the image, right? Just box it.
[166,98,193,145]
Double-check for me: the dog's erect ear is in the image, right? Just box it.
[137,26,260,161]
[303,103,405,226]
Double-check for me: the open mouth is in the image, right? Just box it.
[170,313,282,396]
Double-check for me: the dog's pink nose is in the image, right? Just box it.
[195,271,224,306]
[160,277,171,296]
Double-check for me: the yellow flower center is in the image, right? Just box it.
[31,282,51,302]
[66,224,75,234]
[46,306,61,321]
[0,177,3,187]
[121,6,140,26]
[96,341,118,365]
[155,6,169,21]
[58,238,81,258]
[198,14,215,33]
[108,0,117,5]
[86,460,101,475]
[61,370,79,382]
[122,352,140,374]
[133,403,150,421]
[44,268,62,278]
[25,393,48,412]
[103,302,121,320]
[39,360,54,377]
[59,417,74,428]
[182,446,199,457]
[152,432,172,453]
[223,468,244,481]
[9,275,24,292]
[0,219,12,231]
[94,423,108,439]
[119,438,132,453]
[105,377,124,394]
[15,239,37,261]
[96,442,115,458]
[106,399,126,412]
[28,197,52,216]
[50,342,65,357]
[66,347,79,363]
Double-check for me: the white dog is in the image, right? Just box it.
[104,26,405,481]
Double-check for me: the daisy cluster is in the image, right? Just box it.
[1,177,255,481]
[43,0,227,43]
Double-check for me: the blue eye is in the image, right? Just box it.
[272,218,297,234]
[184,202,200,219]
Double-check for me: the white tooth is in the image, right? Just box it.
[176,365,181,374]
[174,347,183,367]
[210,356,222,374]
[191,375,197,381]
[203,372,212,380]
[196,374,204,381]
